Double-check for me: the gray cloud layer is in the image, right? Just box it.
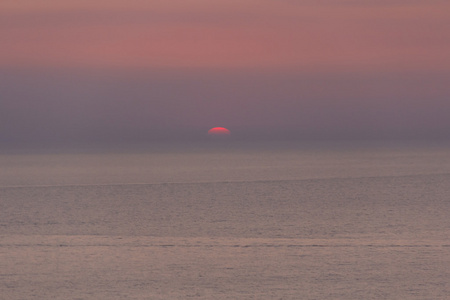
[1,69,449,146]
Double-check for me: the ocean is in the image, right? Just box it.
[1,141,450,299]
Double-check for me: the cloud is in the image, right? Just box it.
[1,69,450,144]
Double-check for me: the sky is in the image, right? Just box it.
[1,0,450,145]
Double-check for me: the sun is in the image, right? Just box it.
[208,127,231,137]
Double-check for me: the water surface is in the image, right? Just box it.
[1,141,450,299]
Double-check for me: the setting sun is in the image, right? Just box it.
[208,127,231,136]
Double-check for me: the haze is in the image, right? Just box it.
[1,0,450,146]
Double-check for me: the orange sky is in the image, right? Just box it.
[2,0,450,71]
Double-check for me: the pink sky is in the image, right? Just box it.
[2,0,450,71]
[1,1,450,144]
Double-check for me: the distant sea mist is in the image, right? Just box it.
[1,68,450,148]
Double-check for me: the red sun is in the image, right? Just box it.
[208,127,231,136]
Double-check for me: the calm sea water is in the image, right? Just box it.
[1,141,450,299]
